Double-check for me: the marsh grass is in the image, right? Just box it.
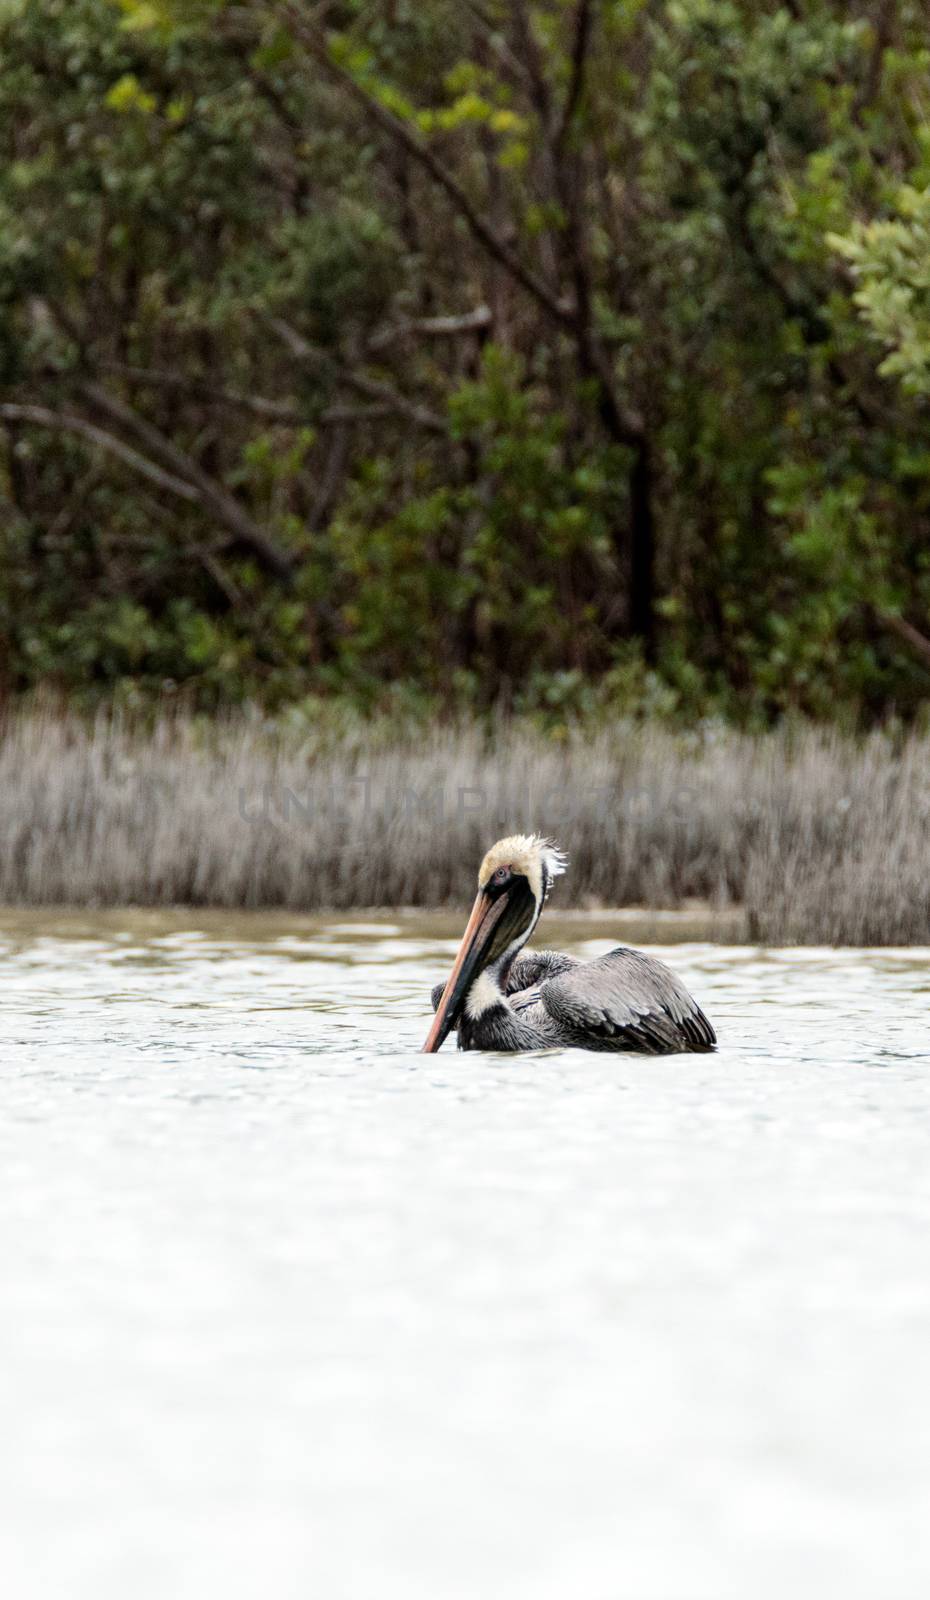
[0,707,927,943]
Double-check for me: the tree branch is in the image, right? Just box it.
[78,381,297,579]
[98,363,310,424]
[0,403,200,502]
[97,363,418,428]
[283,5,573,329]
[854,0,895,123]
[511,0,555,136]
[264,316,449,434]
[875,608,930,670]
[463,2,535,91]
[509,1,637,450]
[321,401,424,425]
[554,0,593,153]
[366,305,493,351]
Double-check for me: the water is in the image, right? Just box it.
[1,910,929,1600]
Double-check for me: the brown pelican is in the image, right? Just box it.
[422,835,716,1054]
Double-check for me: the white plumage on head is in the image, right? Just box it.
[477,834,567,902]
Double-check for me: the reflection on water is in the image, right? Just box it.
[1,912,929,1600]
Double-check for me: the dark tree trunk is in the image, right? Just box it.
[628,436,656,661]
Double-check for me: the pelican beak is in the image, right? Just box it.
[421,887,509,1053]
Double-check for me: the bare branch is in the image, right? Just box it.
[98,363,309,424]
[463,1,535,90]
[554,0,594,153]
[44,466,101,545]
[78,381,297,580]
[367,305,493,351]
[194,543,246,608]
[309,421,348,534]
[320,402,417,424]
[97,364,414,428]
[265,316,449,434]
[876,609,930,670]
[854,0,895,123]
[0,403,200,502]
[511,0,555,134]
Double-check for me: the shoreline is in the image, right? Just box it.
[0,902,746,945]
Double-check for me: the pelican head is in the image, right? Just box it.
[421,834,566,1052]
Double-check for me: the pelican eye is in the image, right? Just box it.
[492,865,511,887]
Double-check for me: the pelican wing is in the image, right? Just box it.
[430,948,579,1016]
[540,946,716,1053]
[507,948,581,990]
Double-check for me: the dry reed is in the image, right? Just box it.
[0,708,928,943]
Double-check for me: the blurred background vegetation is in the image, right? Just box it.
[2,0,930,726]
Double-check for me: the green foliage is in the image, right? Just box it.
[832,185,930,395]
[2,0,930,723]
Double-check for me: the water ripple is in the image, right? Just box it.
[1,915,929,1600]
